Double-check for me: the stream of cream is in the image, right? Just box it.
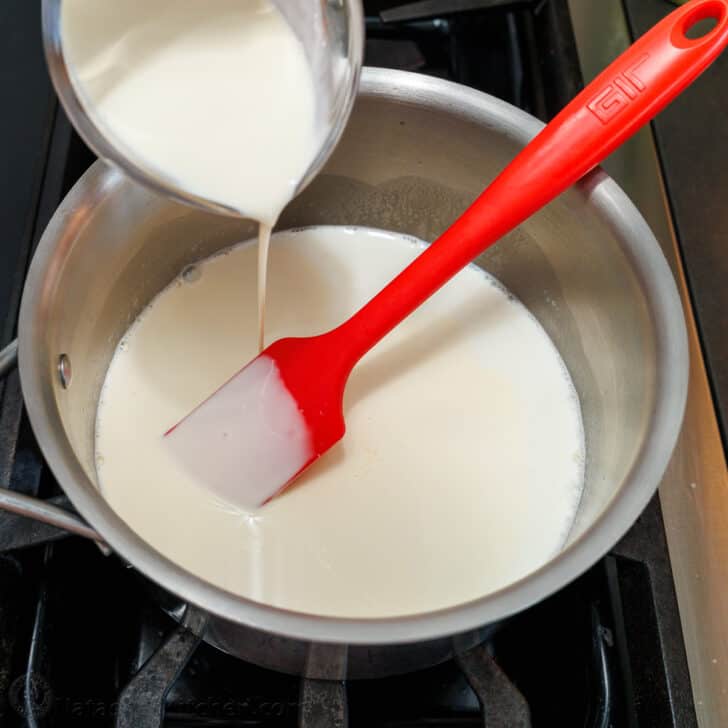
[257,224,272,351]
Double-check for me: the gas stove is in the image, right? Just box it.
[2,1,726,726]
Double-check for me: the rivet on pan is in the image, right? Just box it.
[58,354,72,389]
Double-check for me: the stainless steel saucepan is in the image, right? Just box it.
[0,69,688,678]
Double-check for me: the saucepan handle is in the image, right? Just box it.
[0,339,18,379]
[0,488,106,546]
[0,338,106,550]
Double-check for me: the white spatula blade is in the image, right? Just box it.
[164,355,313,510]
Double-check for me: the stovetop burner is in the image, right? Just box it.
[0,1,699,726]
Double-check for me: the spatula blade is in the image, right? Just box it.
[164,355,313,510]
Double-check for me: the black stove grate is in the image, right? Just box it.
[0,1,696,726]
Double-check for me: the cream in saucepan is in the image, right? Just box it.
[94,226,585,618]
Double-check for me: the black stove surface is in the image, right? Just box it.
[0,1,698,726]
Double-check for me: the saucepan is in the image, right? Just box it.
[1,69,688,678]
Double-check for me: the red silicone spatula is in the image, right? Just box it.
[165,0,728,510]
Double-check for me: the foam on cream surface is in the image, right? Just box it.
[95,226,585,618]
[60,0,319,223]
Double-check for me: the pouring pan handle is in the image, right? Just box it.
[0,338,107,551]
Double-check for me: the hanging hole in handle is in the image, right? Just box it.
[685,16,718,38]
[685,18,718,40]
[673,1,726,47]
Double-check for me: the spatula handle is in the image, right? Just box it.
[336,0,728,364]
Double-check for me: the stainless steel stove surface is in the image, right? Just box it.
[2,0,725,726]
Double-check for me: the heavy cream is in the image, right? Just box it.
[60,0,321,346]
[95,226,586,618]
